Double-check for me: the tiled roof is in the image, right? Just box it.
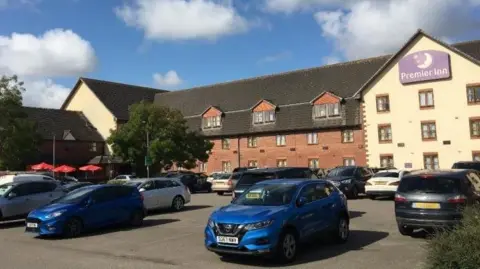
[62,78,169,120]
[24,107,104,142]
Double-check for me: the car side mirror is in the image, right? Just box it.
[84,198,94,207]
[139,188,146,192]
[296,197,308,207]
[7,192,17,199]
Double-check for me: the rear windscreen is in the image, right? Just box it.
[452,163,480,170]
[397,176,461,194]
[373,172,399,178]
[238,173,276,185]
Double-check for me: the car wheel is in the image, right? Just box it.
[334,215,349,243]
[275,230,298,263]
[171,196,185,211]
[398,224,414,236]
[349,187,359,199]
[129,209,144,227]
[368,195,376,200]
[217,192,224,196]
[63,217,83,238]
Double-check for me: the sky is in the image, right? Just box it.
[1,0,480,108]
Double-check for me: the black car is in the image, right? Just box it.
[232,167,257,173]
[395,169,480,236]
[452,161,480,172]
[232,167,318,200]
[171,174,212,193]
[324,166,373,199]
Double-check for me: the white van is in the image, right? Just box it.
[0,174,55,185]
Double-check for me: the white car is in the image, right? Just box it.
[206,172,225,183]
[114,175,137,181]
[365,169,410,199]
[126,178,191,211]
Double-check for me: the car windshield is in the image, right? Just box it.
[452,162,480,170]
[233,184,298,206]
[218,174,231,179]
[213,173,224,179]
[327,167,356,177]
[125,182,142,188]
[0,183,15,196]
[238,173,276,185]
[231,173,241,180]
[54,187,93,204]
[397,176,461,194]
[373,172,399,178]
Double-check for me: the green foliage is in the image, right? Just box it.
[107,101,213,176]
[107,179,127,185]
[424,206,480,269]
[0,75,40,170]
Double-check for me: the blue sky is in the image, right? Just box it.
[1,0,480,108]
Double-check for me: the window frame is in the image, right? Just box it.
[342,129,354,143]
[276,135,286,147]
[470,117,480,139]
[221,138,230,149]
[467,84,480,105]
[252,110,276,125]
[378,124,392,143]
[221,161,232,172]
[308,158,319,169]
[247,136,258,148]
[418,89,435,109]
[423,153,440,170]
[379,154,394,168]
[473,151,480,162]
[343,158,355,166]
[276,159,287,167]
[421,121,437,141]
[307,133,318,145]
[203,115,222,129]
[313,103,340,119]
[376,94,390,113]
[247,160,258,167]
[90,142,97,152]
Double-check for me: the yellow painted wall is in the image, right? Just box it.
[363,35,480,169]
[63,81,116,153]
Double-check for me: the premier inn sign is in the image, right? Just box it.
[398,50,451,84]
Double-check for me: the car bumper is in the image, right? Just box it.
[365,190,396,196]
[212,186,234,192]
[25,216,67,236]
[396,217,461,228]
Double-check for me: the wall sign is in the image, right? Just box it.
[398,50,451,84]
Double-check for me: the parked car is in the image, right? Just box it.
[0,180,66,221]
[0,174,56,185]
[324,166,373,199]
[56,176,79,185]
[232,167,318,200]
[207,172,226,183]
[452,161,480,172]
[25,184,146,237]
[126,178,191,211]
[211,173,238,195]
[395,169,480,236]
[113,175,137,181]
[365,169,410,199]
[170,174,212,193]
[205,179,350,263]
[232,167,257,173]
[63,182,93,193]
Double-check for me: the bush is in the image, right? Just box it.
[424,206,480,269]
[106,179,127,185]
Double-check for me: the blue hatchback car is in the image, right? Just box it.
[25,184,146,237]
[205,179,350,263]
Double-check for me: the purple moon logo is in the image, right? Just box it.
[398,50,451,84]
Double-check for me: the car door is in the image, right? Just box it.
[139,180,158,210]
[154,180,173,208]
[25,182,60,212]
[83,187,118,228]
[294,183,330,238]
[2,183,35,217]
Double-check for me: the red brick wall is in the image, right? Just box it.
[36,140,105,166]
[194,128,366,174]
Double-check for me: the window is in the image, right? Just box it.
[90,142,97,152]
[298,183,329,203]
[343,158,355,166]
[467,85,480,104]
[378,124,392,142]
[248,160,258,167]
[470,118,480,138]
[421,121,437,140]
[474,152,480,162]
[423,153,439,170]
[419,90,434,108]
[199,162,207,173]
[277,159,287,167]
[313,103,340,118]
[380,155,394,168]
[307,133,318,145]
[276,135,286,146]
[222,161,232,172]
[253,110,276,124]
[247,137,257,148]
[203,116,222,129]
[342,130,354,143]
[376,95,390,112]
[221,138,230,149]
[308,159,319,169]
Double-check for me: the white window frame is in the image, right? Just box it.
[313,103,340,119]
[343,158,355,166]
[307,133,318,145]
[253,110,276,125]
[308,159,319,169]
[276,159,287,167]
[276,135,286,146]
[203,115,222,129]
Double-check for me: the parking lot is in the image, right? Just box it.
[0,193,427,269]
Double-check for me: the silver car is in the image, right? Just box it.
[0,180,66,220]
[126,178,191,211]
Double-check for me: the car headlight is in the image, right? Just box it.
[45,210,67,219]
[244,220,274,231]
[341,179,352,184]
[208,219,215,228]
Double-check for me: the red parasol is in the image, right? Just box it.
[53,165,76,173]
[79,165,102,172]
[31,162,54,171]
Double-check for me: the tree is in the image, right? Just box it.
[0,75,40,170]
[107,101,213,175]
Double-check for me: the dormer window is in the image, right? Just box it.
[251,99,277,125]
[310,92,342,119]
[203,115,221,129]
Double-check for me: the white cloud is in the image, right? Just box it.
[153,70,183,88]
[323,56,340,65]
[0,29,96,108]
[114,0,250,41]
[257,51,292,64]
[263,0,357,13]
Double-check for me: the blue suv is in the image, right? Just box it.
[25,184,146,237]
[205,179,350,263]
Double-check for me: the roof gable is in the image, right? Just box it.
[310,91,342,105]
[252,99,276,112]
[353,29,480,97]
[202,106,223,117]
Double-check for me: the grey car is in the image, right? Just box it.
[395,169,480,236]
[0,180,66,221]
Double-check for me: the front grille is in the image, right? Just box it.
[213,223,248,244]
[217,223,241,235]
[26,217,41,224]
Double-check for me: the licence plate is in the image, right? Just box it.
[246,193,261,199]
[217,236,239,244]
[375,181,387,185]
[26,222,38,228]
[413,202,441,209]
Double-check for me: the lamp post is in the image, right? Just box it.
[142,120,150,178]
[47,118,56,178]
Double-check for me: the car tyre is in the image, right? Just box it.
[368,195,376,200]
[171,196,185,211]
[217,192,224,196]
[275,229,298,264]
[398,224,414,236]
[334,215,349,243]
[63,217,83,238]
[349,187,359,199]
[129,209,144,227]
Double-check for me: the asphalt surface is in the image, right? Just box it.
[0,193,428,269]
